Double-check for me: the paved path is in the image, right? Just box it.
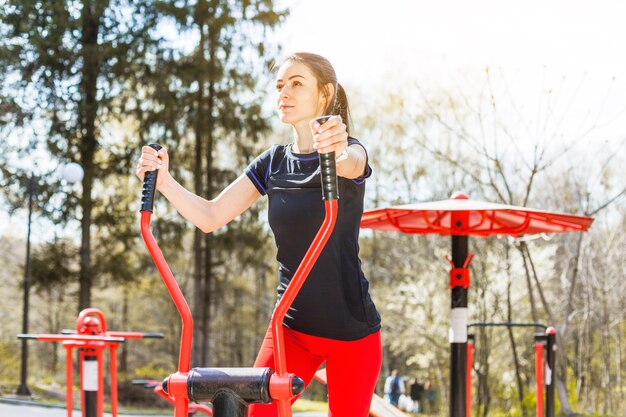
[0,398,326,417]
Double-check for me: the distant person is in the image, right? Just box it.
[384,369,404,407]
[423,379,436,414]
[409,377,425,413]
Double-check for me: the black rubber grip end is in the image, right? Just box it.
[142,333,165,339]
[291,376,305,396]
[319,152,338,200]
[140,143,163,212]
[315,116,339,201]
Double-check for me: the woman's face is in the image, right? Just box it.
[275,60,327,127]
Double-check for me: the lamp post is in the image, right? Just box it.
[16,162,84,396]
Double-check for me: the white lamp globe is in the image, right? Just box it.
[62,162,84,184]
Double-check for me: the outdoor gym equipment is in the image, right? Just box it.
[360,193,593,417]
[139,117,338,417]
[467,322,557,417]
[17,307,163,417]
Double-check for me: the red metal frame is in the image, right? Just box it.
[270,199,338,417]
[360,193,594,238]
[535,342,545,417]
[446,253,473,288]
[141,200,338,417]
[141,210,193,417]
[19,308,159,417]
[141,194,337,417]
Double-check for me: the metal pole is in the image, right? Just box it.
[82,351,99,417]
[16,176,34,396]
[545,328,557,417]
[534,339,545,417]
[450,231,468,417]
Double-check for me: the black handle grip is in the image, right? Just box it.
[141,332,165,339]
[315,116,338,201]
[140,143,163,212]
[132,379,159,388]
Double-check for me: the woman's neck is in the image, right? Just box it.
[291,122,314,153]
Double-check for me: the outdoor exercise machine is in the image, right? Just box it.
[466,322,557,417]
[17,307,163,417]
[360,193,593,417]
[139,117,338,417]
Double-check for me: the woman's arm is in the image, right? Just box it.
[158,173,261,233]
[137,146,261,233]
[310,116,368,180]
[335,144,367,179]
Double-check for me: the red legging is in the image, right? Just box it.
[248,326,382,417]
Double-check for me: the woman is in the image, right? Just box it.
[136,52,382,417]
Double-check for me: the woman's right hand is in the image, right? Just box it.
[136,145,170,189]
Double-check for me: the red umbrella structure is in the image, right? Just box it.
[360,192,593,417]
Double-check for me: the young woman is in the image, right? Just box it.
[136,52,382,417]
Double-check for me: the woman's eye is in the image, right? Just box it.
[293,81,301,87]
[276,84,283,91]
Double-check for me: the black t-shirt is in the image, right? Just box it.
[244,138,381,341]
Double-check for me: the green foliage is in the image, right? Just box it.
[132,363,171,380]
[0,340,19,381]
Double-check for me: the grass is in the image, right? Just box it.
[292,398,328,412]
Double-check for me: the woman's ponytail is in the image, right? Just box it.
[332,83,351,135]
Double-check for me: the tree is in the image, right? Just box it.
[0,0,162,311]
[130,0,287,366]
[353,68,625,415]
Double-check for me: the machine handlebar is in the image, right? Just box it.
[140,143,162,213]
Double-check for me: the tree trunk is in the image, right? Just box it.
[518,243,538,323]
[507,283,527,416]
[120,286,128,373]
[506,245,526,416]
[556,233,585,416]
[78,0,101,312]
[200,15,218,366]
[523,244,554,323]
[477,328,492,417]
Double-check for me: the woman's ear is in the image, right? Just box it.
[324,83,336,101]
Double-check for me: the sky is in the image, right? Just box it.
[274,0,626,86]
[3,0,626,242]
[271,0,626,193]
[272,0,626,147]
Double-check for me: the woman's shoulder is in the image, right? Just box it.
[347,136,367,148]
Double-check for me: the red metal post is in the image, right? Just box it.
[65,344,73,417]
[535,342,545,417]
[97,347,105,417]
[545,327,556,417]
[110,344,118,417]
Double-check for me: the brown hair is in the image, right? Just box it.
[275,52,352,134]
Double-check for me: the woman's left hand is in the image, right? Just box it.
[310,115,348,156]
